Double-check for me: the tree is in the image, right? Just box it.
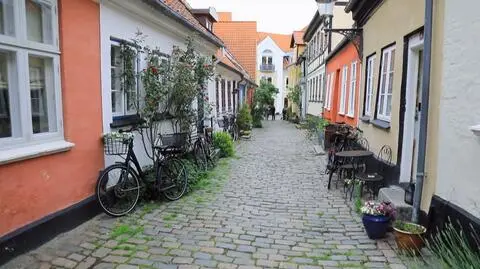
[287,85,301,107]
[122,33,214,166]
[251,80,279,127]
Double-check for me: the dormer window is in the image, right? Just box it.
[206,20,212,31]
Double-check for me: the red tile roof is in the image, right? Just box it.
[292,31,306,46]
[217,12,232,22]
[213,21,258,78]
[257,32,292,53]
[160,0,223,45]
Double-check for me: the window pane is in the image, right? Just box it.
[379,95,385,115]
[29,56,56,134]
[390,49,395,72]
[111,46,122,113]
[26,0,54,45]
[388,72,394,94]
[0,51,13,137]
[386,95,392,116]
[0,0,15,36]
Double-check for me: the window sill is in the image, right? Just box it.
[360,115,371,123]
[371,119,391,130]
[110,114,144,128]
[0,140,75,165]
[346,114,355,119]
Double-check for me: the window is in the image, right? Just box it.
[221,79,226,113]
[377,45,395,121]
[0,0,63,151]
[205,20,212,31]
[320,73,325,102]
[309,79,312,101]
[324,73,333,109]
[347,62,357,117]
[227,81,232,112]
[0,0,15,37]
[339,65,348,114]
[110,43,138,117]
[364,55,376,116]
[313,77,317,102]
[215,79,219,116]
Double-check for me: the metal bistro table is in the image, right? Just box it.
[335,150,374,200]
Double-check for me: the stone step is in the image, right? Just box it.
[378,186,413,221]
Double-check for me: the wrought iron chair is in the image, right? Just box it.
[356,145,392,199]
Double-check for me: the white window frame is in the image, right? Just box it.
[377,45,395,121]
[364,55,376,116]
[320,73,325,104]
[110,41,139,118]
[339,65,348,115]
[0,0,70,158]
[324,73,331,109]
[347,61,357,117]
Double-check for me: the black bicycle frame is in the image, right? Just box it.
[123,140,144,179]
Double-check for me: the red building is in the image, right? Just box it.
[324,38,361,127]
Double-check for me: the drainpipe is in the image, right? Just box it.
[412,0,433,224]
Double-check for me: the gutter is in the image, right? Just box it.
[412,0,433,223]
[143,0,224,48]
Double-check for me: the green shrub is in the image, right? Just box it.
[213,131,235,157]
[251,107,263,128]
[408,221,480,268]
[237,104,252,131]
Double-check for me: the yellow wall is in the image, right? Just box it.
[358,0,425,162]
[285,44,305,114]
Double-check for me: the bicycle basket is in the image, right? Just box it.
[160,133,189,149]
[103,132,133,155]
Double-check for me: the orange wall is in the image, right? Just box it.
[0,0,103,237]
[324,42,361,127]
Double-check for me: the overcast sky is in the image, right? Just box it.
[187,0,318,34]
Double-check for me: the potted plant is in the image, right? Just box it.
[361,201,397,239]
[393,220,426,255]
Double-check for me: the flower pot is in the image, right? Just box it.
[393,223,426,255]
[362,214,390,239]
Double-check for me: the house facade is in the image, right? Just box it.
[284,31,306,116]
[213,13,258,107]
[0,0,103,258]
[347,0,425,186]
[303,2,353,118]
[420,0,480,233]
[99,0,223,167]
[324,38,361,126]
[257,33,291,113]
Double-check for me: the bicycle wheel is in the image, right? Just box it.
[96,164,140,217]
[160,158,188,201]
[194,141,208,171]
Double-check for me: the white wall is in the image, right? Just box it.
[257,37,286,112]
[100,0,217,167]
[213,64,242,129]
[435,0,480,218]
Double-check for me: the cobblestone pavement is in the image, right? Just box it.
[3,120,408,269]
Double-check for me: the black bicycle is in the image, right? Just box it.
[193,125,216,170]
[222,114,239,141]
[96,126,188,217]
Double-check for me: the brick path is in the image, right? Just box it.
[3,120,407,269]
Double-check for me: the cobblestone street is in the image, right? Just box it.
[3,121,407,269]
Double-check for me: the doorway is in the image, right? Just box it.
[400,32,424,183]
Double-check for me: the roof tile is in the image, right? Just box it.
[213,21,258,78]
[257,32,292,53]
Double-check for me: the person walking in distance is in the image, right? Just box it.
[271,105,276,121]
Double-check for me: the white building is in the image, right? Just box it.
[303,2,353,117]
[99,0,223,167]
[257,33,291,113]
